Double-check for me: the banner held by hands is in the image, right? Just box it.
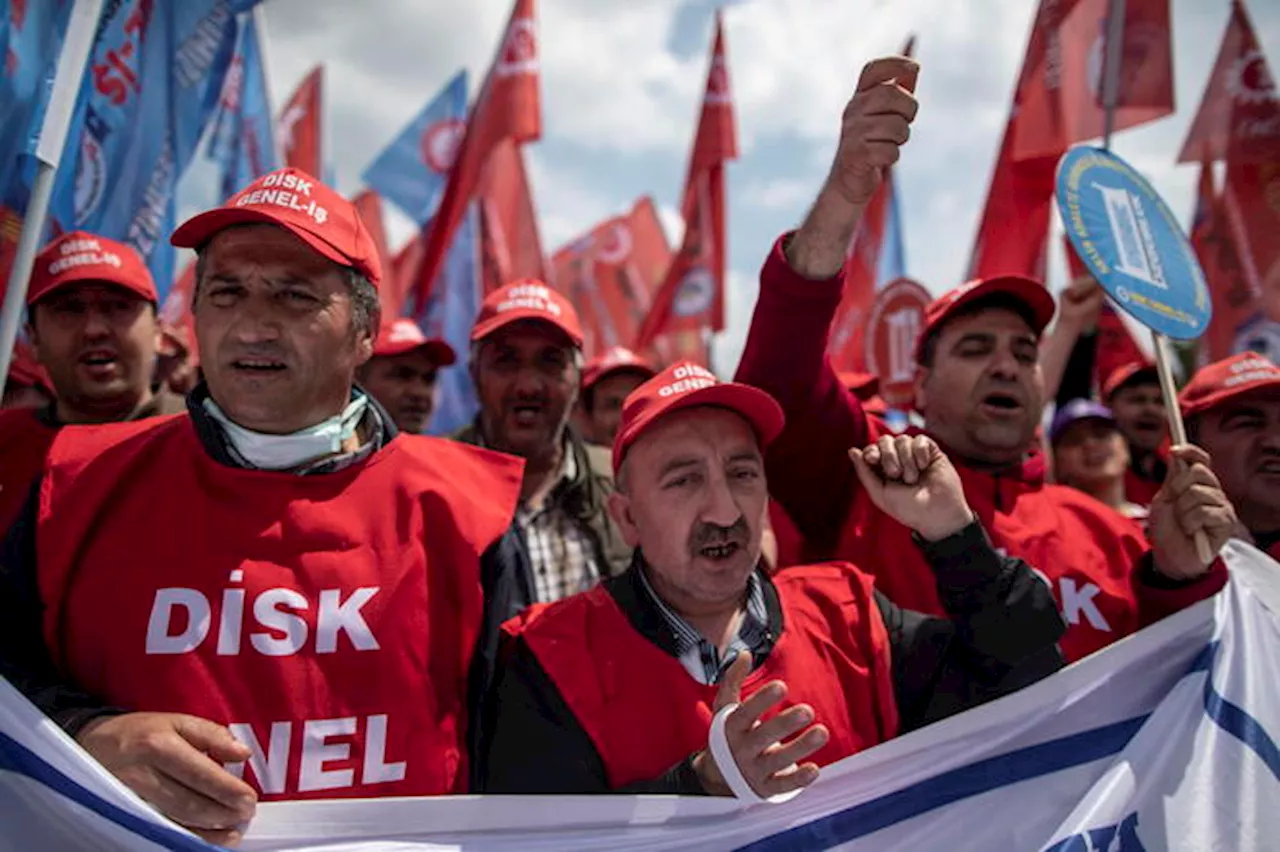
[1056,145,1214,563]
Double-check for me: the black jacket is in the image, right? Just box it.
[480,521,1067,794]
[0,386,532,790]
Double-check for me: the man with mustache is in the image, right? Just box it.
[733,55,1238,663]
[1180,353,1280,560]
[357,317,456,434]
[481,362,1064,794]
[0,168,527,844]
[1102,361,1169,507]
[455,280,632,603]
[0,232,166,536]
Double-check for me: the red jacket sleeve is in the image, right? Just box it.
[733,234,871,555]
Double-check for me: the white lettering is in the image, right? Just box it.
[362,714,407,785]
[217,586,246,656]
[145,588,211,654]
[250,588,309,656]
[225,721,291,795]
[1059,577,1111,631]
[298,717,357,793]
[316,587,381,654]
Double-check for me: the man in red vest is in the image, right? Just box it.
[733,56,1238,663]
[0,232,164,536]
[0,168,526,845]
[357,317,456,433]
[1180,353,1280,560]
[481,362,1064,795]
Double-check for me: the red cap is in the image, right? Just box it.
[1102,360,1158,401]
[918,276,1056,358]
[1179,353,1280,419]
[612,361,785,474]
[171,167,382,285]
[582,346,656,393]
[27,231,158,305]
[471,279,584,349]
[372,318,457,365]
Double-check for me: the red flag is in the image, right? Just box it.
[1223,159,1280,335]
[634,13,737,362]
[476,139,548,294]
[552,197,673,358]
[1190,162,1261,362]
[967,118,1057,281]
[1013,0,1173,161]
[390,236,425,319]
[413,0,541,310]
[1178,0,1280,165]
[351,190,398,317]
[278,65,323,176]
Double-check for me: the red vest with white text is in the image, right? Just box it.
[506,563,899,789]
[0,408,56,535]
[37,415,523,801]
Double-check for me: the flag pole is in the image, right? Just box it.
[1101,0,1211,563]
[0,0,103,400]
[251,3,283,166]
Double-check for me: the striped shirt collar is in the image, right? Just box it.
[635,557,771,685]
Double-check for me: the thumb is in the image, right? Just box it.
[174,715,252,762]
[897,61,919,94]
[848,448,882,497]
[714,650,751,712]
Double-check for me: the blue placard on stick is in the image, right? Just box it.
[1056,146,1211,340]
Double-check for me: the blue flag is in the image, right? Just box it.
[0,0,75,207]
[876,173,906,286]
[207,11,277,201]
[362,70,468,227]
[48,0,257,298]
[421,203,481,435]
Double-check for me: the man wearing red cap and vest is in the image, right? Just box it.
[0,168,526,844]
[481,363,1064,794]
[1103,361,1168,507]
[733,56,1238,663]
[1180,353,1280,560]
[0,232,170,536]
[455,281,632,604]
[577,346,656,447]
[357,317,456,433]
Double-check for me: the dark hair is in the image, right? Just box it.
[192,236,380,339]
[917,293,1042,369]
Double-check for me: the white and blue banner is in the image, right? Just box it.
[2,540,1277,851]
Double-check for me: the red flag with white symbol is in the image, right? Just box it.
[278,65,323,176]
[412,0,541,311]
[634,12,737,364]
[476,139,548,294]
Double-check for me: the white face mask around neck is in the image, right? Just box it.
[202,393,370,470]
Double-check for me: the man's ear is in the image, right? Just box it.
[607,488,641,549]
[913,365,930,413]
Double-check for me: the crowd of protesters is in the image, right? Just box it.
[0,56,1276,845]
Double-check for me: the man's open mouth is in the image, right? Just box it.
[232,358,287,373]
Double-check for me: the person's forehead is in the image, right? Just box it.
[373,349,441,373]
[38,281,148,303]
[594,370,649,397]
[1114,380,1161,399]
[485,320,574,352]
[204,224,336,274]
[937,306,1036,342]
[1057,417,1118,441]
[1209,390,1280,422]
[630,407,760,467]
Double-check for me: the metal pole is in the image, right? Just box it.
[1100,0,1127,149]
[0,0,103,400]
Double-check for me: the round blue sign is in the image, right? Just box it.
[1055,146,1212,340]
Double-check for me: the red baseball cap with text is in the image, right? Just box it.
[27,231,158,305]
[918,275,1056,358]
[1179,353,1280,419]
[582,346,656,393]
[170,167,382,285]
[612,361,785,474]
[373,318,457,365]
[470,279,584,349]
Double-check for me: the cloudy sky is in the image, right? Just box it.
[179,0,1280,372]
